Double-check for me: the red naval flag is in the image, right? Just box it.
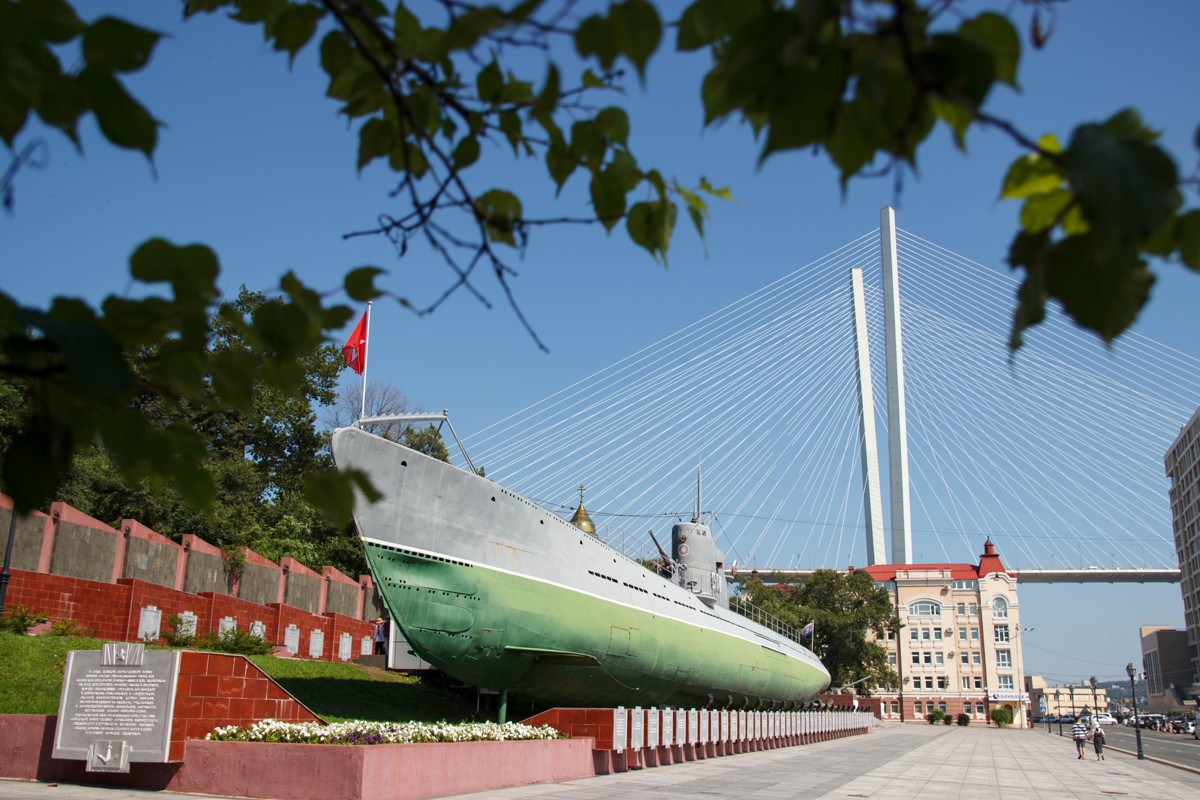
[342,311,368,374]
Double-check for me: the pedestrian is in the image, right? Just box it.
[1071,715,1088,759]
[372,617,389,656]
[1091,718,1106,761]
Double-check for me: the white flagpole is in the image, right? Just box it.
[359,301,372,420]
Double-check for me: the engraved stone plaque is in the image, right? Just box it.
[360,635,372,656]
[612,706,626,753]
[646,708,659,748]
[136,606,161,641]
[218,616,237,636]
[698,710,709,744]
[338,632,352,661]
[308,629,324,659]
[54,649,181,770]
[176,612,197,639]
[249,620,266,639]
[284,624,300,655]
[630,707,644,750]
[675,706,687,744]
[661,709,674,747]
[688,709,698,744]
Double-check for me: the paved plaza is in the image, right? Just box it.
[1,722,1196,800]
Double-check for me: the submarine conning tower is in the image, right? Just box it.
[671,467,729,609]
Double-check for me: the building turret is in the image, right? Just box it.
[569,484,596,537]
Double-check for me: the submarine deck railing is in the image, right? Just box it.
[729,596,801,645]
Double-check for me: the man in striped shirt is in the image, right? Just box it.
[1071,715,1089,759]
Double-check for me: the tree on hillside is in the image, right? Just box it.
[740,569,898,695]
[51,288,368,578]
[1,0,1195,519]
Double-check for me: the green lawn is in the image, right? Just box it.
[0,632,486,723]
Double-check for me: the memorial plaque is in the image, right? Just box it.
[54,649,181,771]
[661,709,674,747]
[218,616,237,636]
[250,620,266,639]
[720,709,728,742]
[612,707,627,753]
[284,624,300,654]
[688,709,698,744]
[338,632,352,661]
[675,706,687,744]
[308,629,324,659]
[136,606,161,641]
[630,707,644,750]
[699,710,709,744]
[360,635,372,656]
[739,710,747,741]
[646,708,659,748]
[176,611,197,639]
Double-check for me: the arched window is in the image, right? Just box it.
[908,600,941,617]
[993,596,1009,619]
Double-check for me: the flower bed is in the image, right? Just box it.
[207,719,565,745]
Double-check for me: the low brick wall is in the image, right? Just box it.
[0,716,596,800]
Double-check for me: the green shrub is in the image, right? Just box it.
[926,709,946,724]
[990,707,1013,727]
[0,604,45,633]
[196,627,273,656]
[47,618,84,637]
[164,613,196,648]
[956,712,971,726]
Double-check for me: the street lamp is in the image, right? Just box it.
[1055,690,1062,736]
[1089,675,1098,720]
[1126,662,1144,760]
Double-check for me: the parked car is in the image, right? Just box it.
[1094,713,1116,725]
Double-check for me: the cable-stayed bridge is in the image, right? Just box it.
[456,209,1199,583]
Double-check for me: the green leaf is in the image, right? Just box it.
[958,12,1020,88]
[574,15,618,71]
[594,107,630,146]
[272,3,324,64]
[1000,149,1063,200]
[344,266,386,301]
[626,198,676,265]
[531,64,560,119]
[357,117,395,171]
[698,176,732,201]
[677,0,756,51]
[1176,210,1200,271]
[22,304,136,402]
[1064,112,1178,245]
[82,16,161,73]
[1005,230,1050,351]
[589,169,625,231]
[78,68,157,158]
[452,135,480,170]
[1043,234,1154,342]
[129,239,220,303]
[303,468,381,526]
[545,138,576,192]
[443,5,505,53]
[499,109,522,153]
[1018,188,1072,233]
[476,61,503,103]
[609,0,661,80]
[474,189,523,246]
[0,81,32,147]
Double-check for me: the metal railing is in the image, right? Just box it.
[729,595,800,644]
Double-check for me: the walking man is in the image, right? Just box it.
[1071,715,1089,759]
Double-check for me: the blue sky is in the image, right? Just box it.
[5,1,1199,686]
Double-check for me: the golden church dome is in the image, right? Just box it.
[569,484,596,537]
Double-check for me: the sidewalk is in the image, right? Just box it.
[2,723,1196,800]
